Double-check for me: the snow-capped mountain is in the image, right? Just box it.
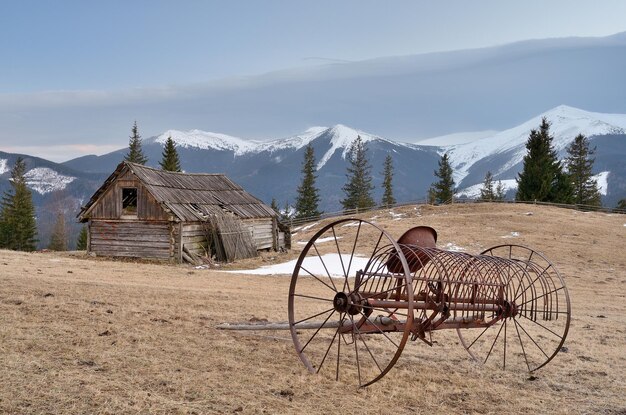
[60,105,626,210]
[153,129,260,156]
[437,105,626,185]
[0,152,107,249]
[63,124,440,211]
[411,105,626,204]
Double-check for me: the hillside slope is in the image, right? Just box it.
[1,203,624,414]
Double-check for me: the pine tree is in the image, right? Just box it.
[270,198,280,215]
[429,153,455,204]
[381,154,396,207]
[76,225,88,250]
[565,134,601,206]
[0,157,37,251]
[124,121,148,164]
[618,199,626,210]
[280,201,292,222]
[159,135,182,172]
[48,212,67,251]
[516,118,573,203]
[341,136,375,211]
[294,144,322,219]
[494,180,506,201]
[480,171,495,201]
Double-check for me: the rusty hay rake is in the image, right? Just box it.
[221,218,571,387]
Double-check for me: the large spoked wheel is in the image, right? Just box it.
[288,219,414,387]
[456,245,571,372]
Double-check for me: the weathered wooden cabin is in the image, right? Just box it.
[78,161,283,263]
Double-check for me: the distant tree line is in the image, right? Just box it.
[282,117,610,222]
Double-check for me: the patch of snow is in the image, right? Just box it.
[443,242,465,252]
[341,221,362,227]
[296,236,340,245]
[0,159,8,175]
[501,232,520,239]
[593,171,610,195]
[412,130,500,146]
[24,168,76,194]
[300,222,319,231]
[225,253,370,277]
[155,129,259,156]
[389,211,405,218]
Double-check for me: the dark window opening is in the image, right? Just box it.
[122,188,138,215]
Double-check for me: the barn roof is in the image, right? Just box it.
[78,162,277,222]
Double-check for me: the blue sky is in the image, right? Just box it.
[2,1,626,161]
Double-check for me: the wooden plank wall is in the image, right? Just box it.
[90,220,174,260]
[244,218,274,250]
[87,173,169,221]
[181,223,209,257]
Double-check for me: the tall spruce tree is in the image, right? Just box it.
[480,171,495,201]
[494,180,506,201]
[159,136,182,172]
[294,144,322,219]
[341,136,375,211]
[48,212,67,251]
[381,154,396,207]
[565,134,601,206]
[0,157,37,251]
[270,198,280,215]
[76,225,88,250]
[429,153,455,204]
[516,118,572,203]
[124,121,148,164]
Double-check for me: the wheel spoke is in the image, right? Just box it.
[466,324,493,350]
[518,314,564,339]
[336,313,344,381]
[513,319,531,371]
[484,321,505,364]
[349,314,362,385]
[294,307,335,326]
[514,264,552,302]
[314,244,338,292]
[292,293,334,303]
[317,321,341,374]
[346,221,362,280]
[518,286,564,307]
[300,309,337,354]
[516,317,550,359]
[300,265,337,293]
[502,320,507,369]
[353,318,383,373]
[332,226,348,292]
[358,310,399,349]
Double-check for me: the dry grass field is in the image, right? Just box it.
[1,203,625,414]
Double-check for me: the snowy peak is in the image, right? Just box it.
[154,129,259,156]
[316,124,403,170]
[446,105,626,183]
[256,126,328,153]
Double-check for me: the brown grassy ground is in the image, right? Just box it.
[1,203,625,414]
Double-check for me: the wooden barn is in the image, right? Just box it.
[78,161,284,263]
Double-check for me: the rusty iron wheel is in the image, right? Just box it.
[456,244,571,372]
[288,218,414,387]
